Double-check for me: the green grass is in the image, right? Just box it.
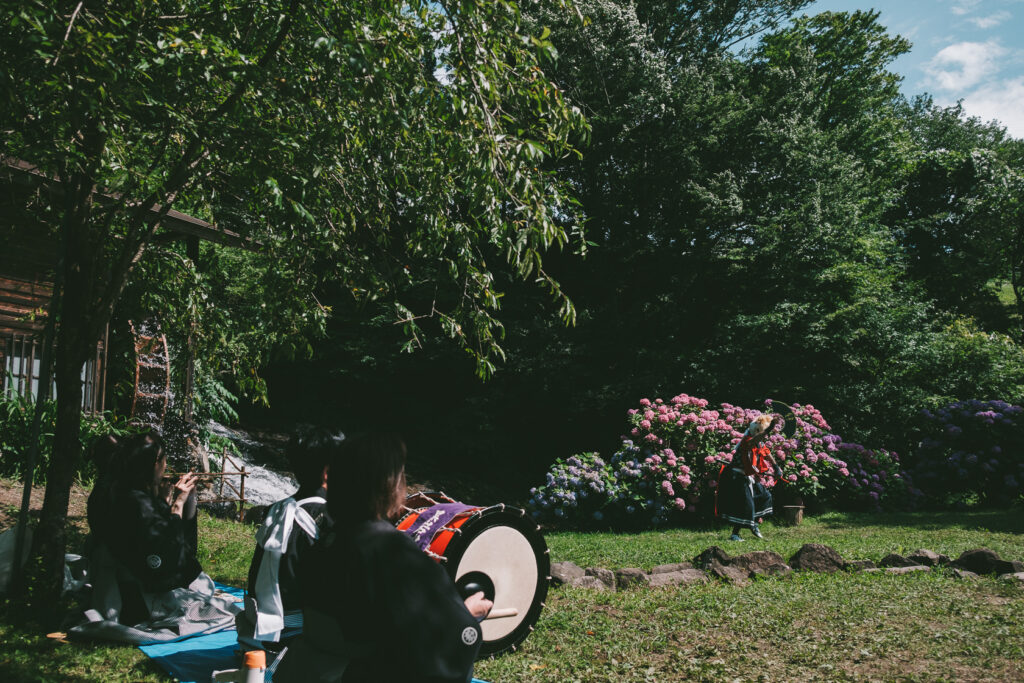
[545,508,1024,569]
[2,510,1023,682]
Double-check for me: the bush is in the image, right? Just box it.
[0,392,135,484]
[910,399,1024,506]
[529,392,907,528]
[834,444,920,510]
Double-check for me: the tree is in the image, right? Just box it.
[0,0,585,606]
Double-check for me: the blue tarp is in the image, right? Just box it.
[138,583,489,683]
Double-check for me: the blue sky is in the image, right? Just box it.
[802,0,1024,137]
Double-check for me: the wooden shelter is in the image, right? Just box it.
[0,156,251,414]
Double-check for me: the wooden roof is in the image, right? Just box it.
[1,156,252,250]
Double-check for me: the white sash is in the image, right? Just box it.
[251,496,325,640]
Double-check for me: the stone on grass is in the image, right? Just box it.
[550,561,585,586]
[648,569,709,587]
[651,562,693,574]
[789,543,846,573]
[998,572,1024,584]
[879,553,916,568]
[884,565,931,575]
[730,551,789,576]
[950,568,980,580]
[907,549,945,567]
[997,560,1024,574]
[952,548,1023,576]
[570,575,610,590]
[585,567,615,590]
[693,546,732,570]
[615,568,650,589]
[845,560,876,571]
[710,565,750,585]
[952,548,1002,575]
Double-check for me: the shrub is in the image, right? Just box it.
[834,444,921,510]
[0,392,135,484]
[911,399,1024,506]
[529,392,905,528]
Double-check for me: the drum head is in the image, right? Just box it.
[443,506,550,657]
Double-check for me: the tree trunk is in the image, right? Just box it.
[23,184,96,612]
[29,343,86,612]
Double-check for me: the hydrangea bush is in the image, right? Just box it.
[833,444,920,510]
[528,392,908,527]
[911,399,1024,505]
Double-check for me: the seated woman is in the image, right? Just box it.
[73,432,239,643]
[274,433,492,683]
[238,429,339,648]
[716,414,785,540]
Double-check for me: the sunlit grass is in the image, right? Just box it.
[2,510,1022,682]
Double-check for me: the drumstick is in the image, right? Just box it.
[484,608,519,620]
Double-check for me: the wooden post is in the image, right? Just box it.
[238,466,246,522]
[218,446,226,500]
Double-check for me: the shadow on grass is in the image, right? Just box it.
[0,622,167,683]
[811,508,1024,534]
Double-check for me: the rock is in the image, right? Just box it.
[951,568,980,580]
[550,561,586,587]
[861,568,883,573]
[884,565,931,575]
[710,565,750,585]
[996,559,1024,575]
[879,553,916,568]
[615,567,650,589]
[998,572,1024,584]
[648,569,709,587]
[693,546,732,570]
[570,575,610,590]
[907,549,943,567]
[789,543,846,573]
[952,548,1003,575]
[585,567,616,590]
[730,551,788,576]
[651,562,693,574]
[845,559,876,571]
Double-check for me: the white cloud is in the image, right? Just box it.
[925,40,1008,91]
[961,76,1024,138]
[969,11,1012,29]
[951,0,983,16]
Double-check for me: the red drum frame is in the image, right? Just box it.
[396,492,550,657]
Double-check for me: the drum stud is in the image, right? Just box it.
[545,576,552,581]
[535,525,541,531]
[499,503,506,511]
[528,625,534,632]
[543,548,550,555]
[518,508,525,517]
[540,602,546,608]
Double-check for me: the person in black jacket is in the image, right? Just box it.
[238,429,338,648]
[86,431,201,622]
[275,433,491,683]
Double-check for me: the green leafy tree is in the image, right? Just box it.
[0,0,585,605]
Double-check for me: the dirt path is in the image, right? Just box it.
[0,477,91,533]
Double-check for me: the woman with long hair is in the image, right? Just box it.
[276,433,491,683]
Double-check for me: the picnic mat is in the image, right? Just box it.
[139,584,489,683]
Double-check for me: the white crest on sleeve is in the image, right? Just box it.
[461,626,478,645]
[146,554,162,569]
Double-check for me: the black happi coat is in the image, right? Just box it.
[300,519,481,683]
[89,484,202,593]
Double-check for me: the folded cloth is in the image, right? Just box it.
[70,576,243,645]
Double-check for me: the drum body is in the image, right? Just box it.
[396,493,550,656]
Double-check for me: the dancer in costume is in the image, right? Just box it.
[716,414,784,541]
[238,429,339,649]
[274,433,492,683]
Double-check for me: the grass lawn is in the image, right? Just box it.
[2,509,1022,682]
